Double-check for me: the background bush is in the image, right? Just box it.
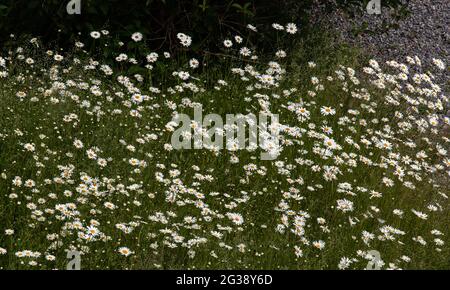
[0,0,404,52]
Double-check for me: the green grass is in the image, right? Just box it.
[0,28,448,270]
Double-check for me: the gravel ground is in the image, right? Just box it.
[310,0,449,87]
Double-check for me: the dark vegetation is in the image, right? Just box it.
[0,0,405,52]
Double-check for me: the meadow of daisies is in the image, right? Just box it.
[0,23,448,270]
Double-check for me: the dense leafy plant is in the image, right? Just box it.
[0,0,407,55]
[0,0,308,51]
